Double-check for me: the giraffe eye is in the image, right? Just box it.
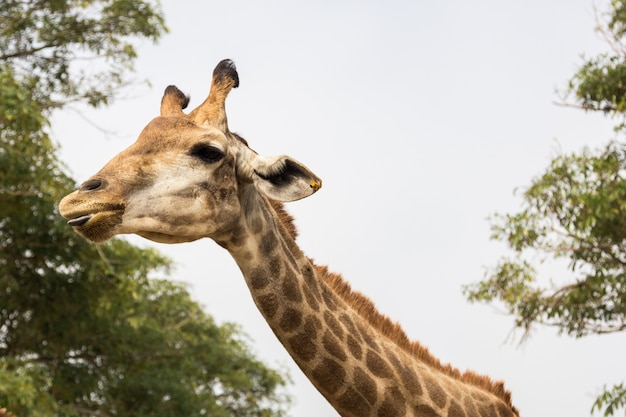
[190,143,224,163]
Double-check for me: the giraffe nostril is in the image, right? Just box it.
[80,178,104,191]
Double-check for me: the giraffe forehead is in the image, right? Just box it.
[131,116,233,152]
[89,116,254,187]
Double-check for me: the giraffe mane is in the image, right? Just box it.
[269,200,519,415]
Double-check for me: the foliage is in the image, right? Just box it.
[0,0,167,108]
[465,142,626,338]
[0,2,290,416]
[464,1,626,415]
[593,383,626,417]
[568,0,626,118]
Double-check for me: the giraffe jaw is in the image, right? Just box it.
[135,231,204,244]
[64,208,204,244]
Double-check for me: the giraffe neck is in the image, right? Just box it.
[221,194,519,417]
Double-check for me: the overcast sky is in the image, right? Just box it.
[54,1,625,416]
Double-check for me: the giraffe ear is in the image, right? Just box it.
[251,155,322,202]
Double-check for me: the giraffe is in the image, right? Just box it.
[59,59,520,417]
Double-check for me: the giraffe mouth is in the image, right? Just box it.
[67,214,93,227]
[62,210,124,243]
[59,195,126,242]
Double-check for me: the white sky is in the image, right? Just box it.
[53,1,626,416]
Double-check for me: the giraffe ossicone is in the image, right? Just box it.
[59,59,520,417]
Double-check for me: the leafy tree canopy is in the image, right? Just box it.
[0,1,291,416]
[463,1,626,415]
[0,0,166,108]
[568,0,626,117]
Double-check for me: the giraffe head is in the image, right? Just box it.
[59,59,322,244]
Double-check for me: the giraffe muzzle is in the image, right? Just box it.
[67,214,93,227]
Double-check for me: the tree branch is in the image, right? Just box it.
[73,405,112,417]
[0,42,60,61]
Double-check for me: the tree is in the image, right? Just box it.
[0,1,290,416]
[567,0,626,117]
[0,0,166,108]
[463,1,626,415]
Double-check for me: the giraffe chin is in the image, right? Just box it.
[66,211,123,243]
